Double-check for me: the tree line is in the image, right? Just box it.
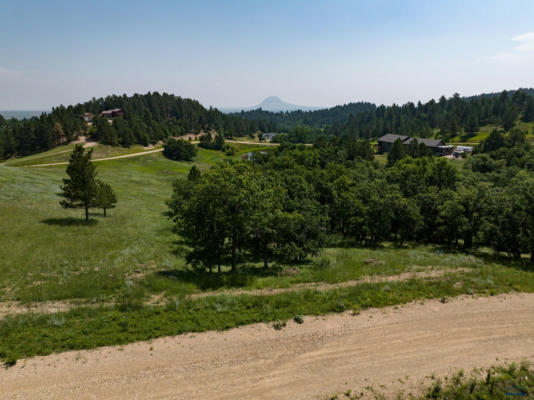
[167,131,534,273]
[236,89,534,143]
[4,88,534,161]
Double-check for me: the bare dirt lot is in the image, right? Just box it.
[2,293,533,400]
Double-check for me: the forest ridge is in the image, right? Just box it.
[1,88,534,160]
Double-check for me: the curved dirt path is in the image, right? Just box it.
[2,293,533,400]
[28,148,164,167]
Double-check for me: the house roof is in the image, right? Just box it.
[377,134,410,143]
[101,108,122,115]
[405,137,445,148]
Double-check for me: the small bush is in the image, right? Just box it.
[293,315,304,324]
[3,356,16,367]
[272,320,287,330]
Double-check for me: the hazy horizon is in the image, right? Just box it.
[2,0,534,110]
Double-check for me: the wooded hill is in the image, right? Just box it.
[234,88,534,142]
[0,92,267,160]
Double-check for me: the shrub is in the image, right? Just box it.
[272,320,287,330]
[163,138,197,161]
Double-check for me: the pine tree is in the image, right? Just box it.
[188,165,201,181]
[94,180,117,217]
[502,107,517,131]
[522,97,534,123]
[214,133,225,150]
[60,145,97,221]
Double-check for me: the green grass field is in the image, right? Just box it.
[2,143,534,363]
[0,144,273,303]
[448,121,534,144]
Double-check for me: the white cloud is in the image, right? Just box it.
[512,32,534,52]
[485,32,534,63]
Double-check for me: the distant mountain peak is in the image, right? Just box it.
[220,97,324,113]
[263,96,282,101]
[253,96,322,112]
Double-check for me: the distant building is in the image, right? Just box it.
[262,132,278,142]
[83,113,94,123]
[376,134,411,153]
[454,145,473,158]
[456,145,473,153]
[377,134,453,156]
[404,137,453,156]
[100,108,123,119]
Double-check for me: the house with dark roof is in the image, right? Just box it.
[377,134,411,153]
[405,137,453,156]
[377,134,454,156]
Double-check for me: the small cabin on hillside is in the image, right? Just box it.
[100,108,123,119]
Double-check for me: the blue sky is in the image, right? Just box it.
[1,0,534,110]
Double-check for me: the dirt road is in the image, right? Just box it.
[2,293,533,399]
[28,148,165,167]
[25,139,282,167]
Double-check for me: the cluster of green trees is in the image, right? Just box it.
[328,90,534,140]
[234,102,374,132]
[168,132,534,272]
[0,107,84,159]
[198,132,225,150]
[386,138,432,166]
[162,139,197,161]
[59,145,117,221]
[167,161,326,272]
[0,92,259,160]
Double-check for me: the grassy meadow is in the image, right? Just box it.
[2,143,161,167]
[0,144,271,303]
[2,142,534,363]
[448,121,534,144]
